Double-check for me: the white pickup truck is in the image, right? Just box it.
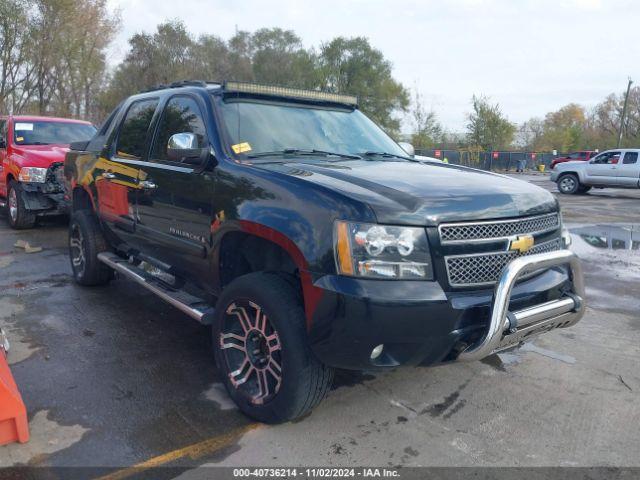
[550,149,640,194]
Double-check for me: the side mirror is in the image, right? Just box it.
[398,141,415,157]
[167,132,205,164]
[0,138,6,149]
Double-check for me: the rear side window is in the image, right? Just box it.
[0,120,6,146]
[116,99,159,159]
[623,152,638,164]
[151,96,207,161]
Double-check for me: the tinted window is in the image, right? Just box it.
[567,152,580,159]
[116,99,159,159]
[12,121,95,145]
[623,152,638,164]
[152,96,207,161]
[0,120,6,147]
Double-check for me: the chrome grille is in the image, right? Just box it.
[445,238,563,287]
[439,213,560,244]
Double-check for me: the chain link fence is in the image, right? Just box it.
[416,149,563,172]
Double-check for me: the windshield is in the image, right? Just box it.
[216,98,407,160]
[13,121,96,146]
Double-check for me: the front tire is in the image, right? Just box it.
[557,174,580,194]
[213,272,334,423]
[6,181,36,229]
[69,210,113,286]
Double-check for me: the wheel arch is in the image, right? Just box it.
[217,221,323,329]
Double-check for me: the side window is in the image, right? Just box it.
[0,120,6,147]
[115,99,159,159]
[623,152,638,165]
[593,152,621,164]
[151,96,207,161]
[568,152,580,159]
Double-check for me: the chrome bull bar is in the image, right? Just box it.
[457,249,585,361]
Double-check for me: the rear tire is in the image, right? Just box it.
[69,210,113,286]
[7,181,36,229]
[557,174,580,194]
[213,272,334,423]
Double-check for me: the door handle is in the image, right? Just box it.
[102,172,116,179]
[139,180,157,190]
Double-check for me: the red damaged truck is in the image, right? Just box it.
[0,115,96,229]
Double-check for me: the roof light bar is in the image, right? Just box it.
[223,81,358,106]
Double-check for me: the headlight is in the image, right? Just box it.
[18,167,47,183]
[334,221,434,279]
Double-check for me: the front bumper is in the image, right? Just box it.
[308,249,584,370]
[20,182,69,215]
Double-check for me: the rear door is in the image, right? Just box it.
[616,151,640,188]
[585,151,621,185]
[134,94,215,280]
[97,98,160,242]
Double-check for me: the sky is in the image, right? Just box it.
[106,0,640,133]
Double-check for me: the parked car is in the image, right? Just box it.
[550,150,596,170]
[0,115,96,228]
[550,149,640,194]
[65,81,585,423]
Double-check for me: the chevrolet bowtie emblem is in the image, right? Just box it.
[509,234,535,253]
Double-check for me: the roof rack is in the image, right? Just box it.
[139,80,221,93]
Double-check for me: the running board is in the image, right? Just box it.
[97,252,214,324]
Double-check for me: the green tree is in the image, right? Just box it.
[540,103,586,151]
[250,28,318,88]
[410,89,442,148]
[466,95,515,150]
[0,0,33,112]
[318,37,409,136]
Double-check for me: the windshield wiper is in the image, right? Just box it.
[247,148,361,160]
[361,151,418,162]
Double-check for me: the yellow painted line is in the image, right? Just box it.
[95,423,261,480]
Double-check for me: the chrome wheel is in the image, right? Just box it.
[219,300,282,405]
[69,223,86,275]
[559,176,576,193]
[8,188,18,222]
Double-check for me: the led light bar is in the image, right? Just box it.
[223,81,358,106]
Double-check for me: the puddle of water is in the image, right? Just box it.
[0,410,89,466]
[568,224,640,280]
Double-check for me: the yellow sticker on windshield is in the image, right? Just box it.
[231,142,252,154]
[16,136,24,142]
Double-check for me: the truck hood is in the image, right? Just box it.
[11,144,70,169]
[254,159,558,225]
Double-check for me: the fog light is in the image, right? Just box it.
[370,344,384,360]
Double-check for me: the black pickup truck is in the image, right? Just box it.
[64,81,585,423]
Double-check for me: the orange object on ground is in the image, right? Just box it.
[0,329,29,446]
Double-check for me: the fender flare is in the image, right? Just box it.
[236,220,323,330]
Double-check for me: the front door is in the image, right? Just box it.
[616,151,640,188]
[585,151,621,185]
[97,98,160,244]
[134,94,215,282]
